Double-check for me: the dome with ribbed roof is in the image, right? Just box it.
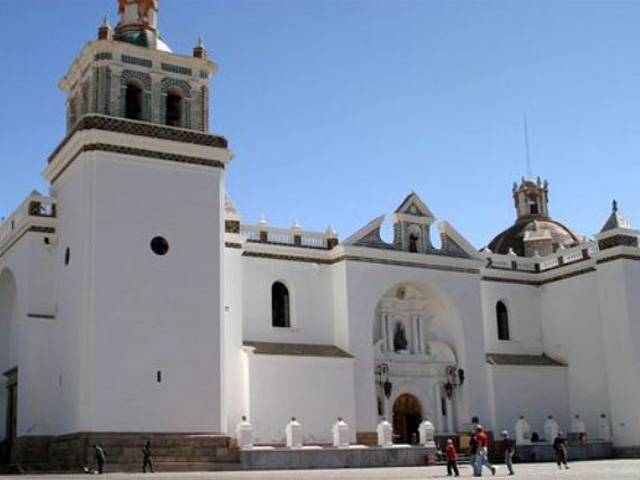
[487,178,580,257]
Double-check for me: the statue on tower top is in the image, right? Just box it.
[113,0,167,50]
[117,0,159,33]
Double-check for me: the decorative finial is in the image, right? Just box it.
[613,199,618,213]
[103,15,111,28]
[197,36,205,48]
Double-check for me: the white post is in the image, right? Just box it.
[515,415,532,445]
[598,414,612,442]
[236,416,254,449]
[377,419,393,447]
[543,415,559,443]
[332,417,350,447]
[419,418,436,446]
[286,417,303,448]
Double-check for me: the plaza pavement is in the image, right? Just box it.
[2,459,640,479]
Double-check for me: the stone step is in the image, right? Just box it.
[100,462,241,473]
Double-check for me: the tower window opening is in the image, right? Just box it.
[496,301,510,340]
[166,90,183,127]
[125,83,144,120]
[272,281,290,328]
[528,196,539,215]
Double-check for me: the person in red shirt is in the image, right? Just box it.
[474,426,496,476]
[445,438,460,477]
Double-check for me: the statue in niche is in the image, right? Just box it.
[409,233,419,253]
[394,323,408,352]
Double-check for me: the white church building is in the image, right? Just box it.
[1,0,640,468]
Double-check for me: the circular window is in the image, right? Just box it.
[150,236,169,256]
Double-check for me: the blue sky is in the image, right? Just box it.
[1,0,639,248]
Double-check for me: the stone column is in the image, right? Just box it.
[411,316,419,354]
[446,396,454,433]
[386,316,393,353]
[434,384,442,432]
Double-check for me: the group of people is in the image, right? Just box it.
[441,426,570,477]
[91,441,154,474]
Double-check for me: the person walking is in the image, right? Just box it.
[500,430,515,476]
[142,440,155,473]
[92,444,106,474]
[474,426,496,477]
[469,431,480,476]
[445,438,460,477]
[553,431,570,470]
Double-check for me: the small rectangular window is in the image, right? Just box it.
[157,371,162,383]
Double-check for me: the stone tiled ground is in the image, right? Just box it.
[2,460,640,479]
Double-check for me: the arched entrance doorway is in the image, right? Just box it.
[393,393,422,444]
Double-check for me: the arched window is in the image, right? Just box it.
[166,89,183,127]
[496,301,510,340]
[125,83,144,120]
[272,282,290,328]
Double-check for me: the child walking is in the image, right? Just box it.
[446,438,460,477]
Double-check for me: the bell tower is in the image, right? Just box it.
[44,0,233,439]
[60,0,214,132]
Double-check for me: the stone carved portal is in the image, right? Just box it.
[374,282,466,433]
[393,394,422,444]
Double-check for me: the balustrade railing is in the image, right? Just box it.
[0,194,57,249]
[485,242,599,274]
[240,224,335,249]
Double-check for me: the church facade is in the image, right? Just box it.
[2,0,640,466]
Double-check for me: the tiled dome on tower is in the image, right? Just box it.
[487,177,580,257]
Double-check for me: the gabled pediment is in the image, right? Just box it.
[394,192,435,219]
[343,215,386,246]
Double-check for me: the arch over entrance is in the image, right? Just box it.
[373,281,468,434]
[393,393,422,444]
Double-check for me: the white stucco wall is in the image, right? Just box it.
[0,228,57,438]
[243,352,356,444]
[541,272,610,440]
[596,256,640,447]
[489,365,569,438]
[223,243,245,434]
[242,257,334,345]
[83,152,225,432]
[481,281,544,355]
